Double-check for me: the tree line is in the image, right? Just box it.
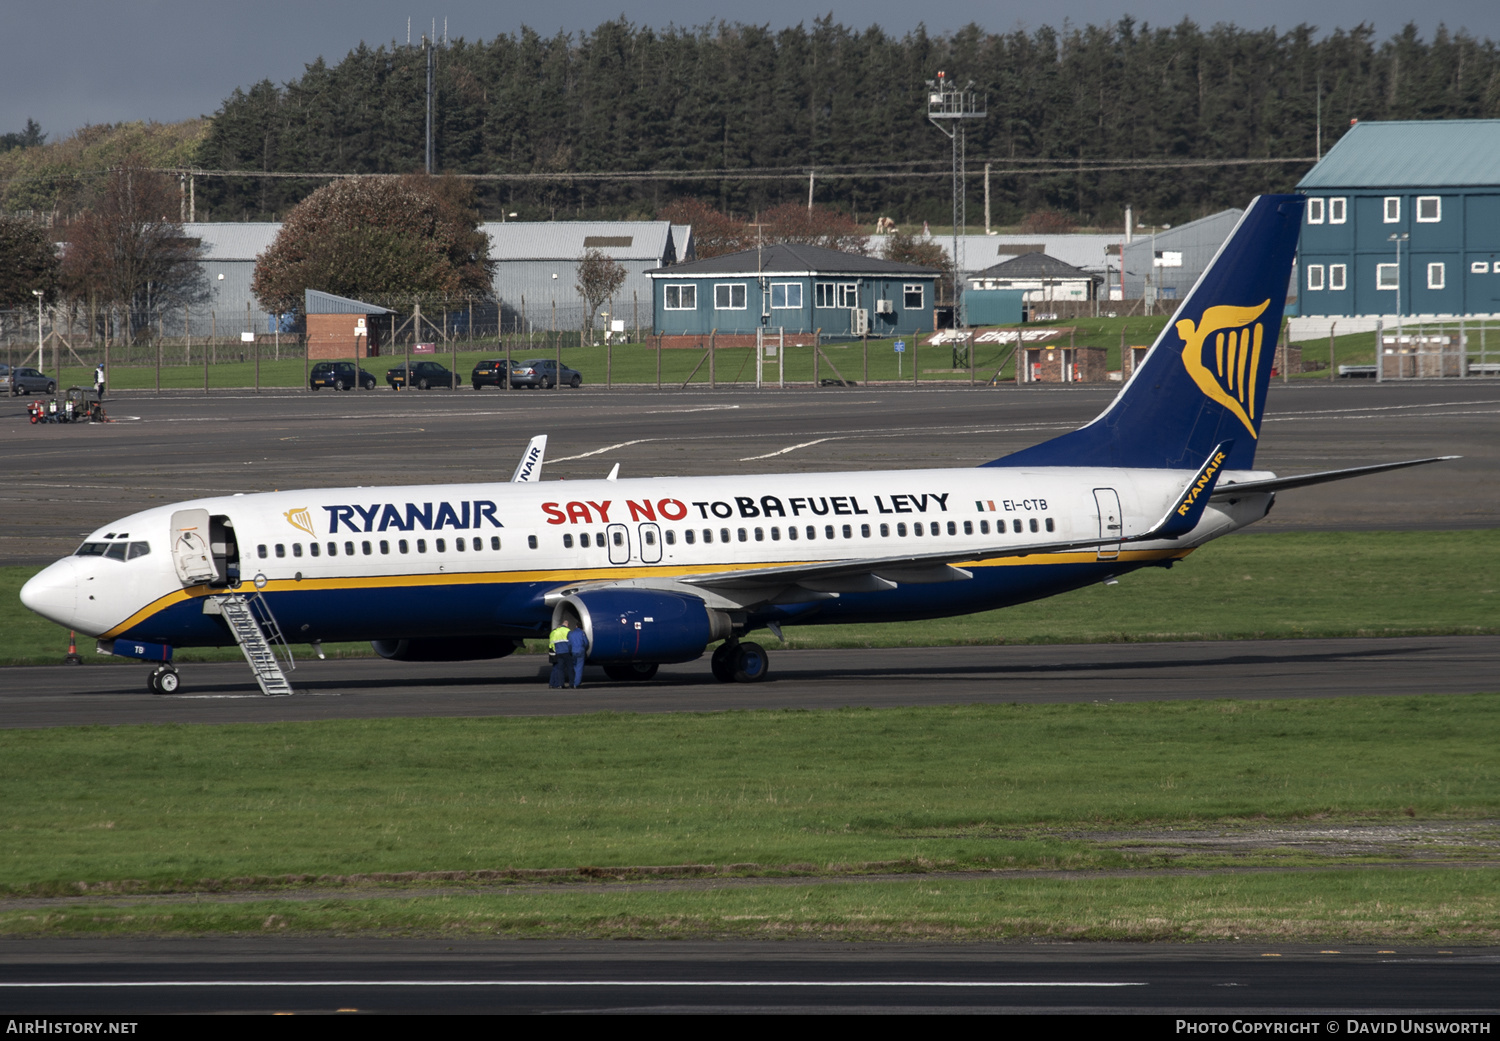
[193,17,1500,227]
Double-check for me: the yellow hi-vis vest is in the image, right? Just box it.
[550,626,571,652]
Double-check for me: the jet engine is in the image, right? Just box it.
[371,636,523,662]
[554,589,733,664]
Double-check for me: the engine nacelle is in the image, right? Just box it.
[371,636,522,662]
[555,589,731,664]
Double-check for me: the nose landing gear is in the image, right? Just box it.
[147,664,180,695]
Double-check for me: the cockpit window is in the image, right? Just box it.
[127,542,151,560]
[75,542,109,556]
[105,543,128,561]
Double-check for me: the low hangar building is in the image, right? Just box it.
[647,243,938,347]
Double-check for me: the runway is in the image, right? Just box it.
[1,939,1496,1014]
[4,636,1496,729]
[4,380,1498,565]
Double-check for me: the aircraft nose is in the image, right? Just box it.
[20,558,79,629]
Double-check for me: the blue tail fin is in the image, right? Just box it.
[984,194,1304,471]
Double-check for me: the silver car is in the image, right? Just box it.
[4,365,56,396]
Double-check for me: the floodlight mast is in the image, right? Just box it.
[927,72,987,331]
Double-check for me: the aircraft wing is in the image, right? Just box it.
[1210,456,1458,498]
[510,435,547,482]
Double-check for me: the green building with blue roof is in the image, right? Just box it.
[1297,119,1500,320]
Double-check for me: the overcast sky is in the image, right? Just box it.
[6,1,1499,139]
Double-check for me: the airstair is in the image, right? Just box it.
[208,592,295,696]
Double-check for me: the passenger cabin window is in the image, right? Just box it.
[491,536,501,550]
[275,544,285,558]
[435,539,446,552]
[528,535,538,549]
[563,534,574,548]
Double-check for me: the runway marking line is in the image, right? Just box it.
[0,980,1145,989]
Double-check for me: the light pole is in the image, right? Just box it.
[1388,232,1409,335]
[926,72,986,330]
[32,290,44,372]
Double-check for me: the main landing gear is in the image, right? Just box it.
[147,664,180,695]
[711,640,770,683]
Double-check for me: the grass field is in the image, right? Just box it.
[29,312,1500,390]
[3,697,1497,882]
[8,869,1496,942]
[4,530,1496,665]
[1,694,1496,940]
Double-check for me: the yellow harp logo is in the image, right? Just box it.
[283,507,316,537]
[1175,299,1271,440]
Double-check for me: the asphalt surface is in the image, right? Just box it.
[4,636,1497,729]
[1,939,1496,1014]
[4,380,1498,565]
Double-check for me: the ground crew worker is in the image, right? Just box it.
[94,363,106,402]
[566,622,588,689]
[548,620,573,689]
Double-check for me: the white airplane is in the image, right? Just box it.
[20,194,1451,695]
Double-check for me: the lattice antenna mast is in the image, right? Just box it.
[927,73,986,326]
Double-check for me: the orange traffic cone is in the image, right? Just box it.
[64,631,82,665]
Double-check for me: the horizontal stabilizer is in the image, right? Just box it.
[1212,456,1459,497]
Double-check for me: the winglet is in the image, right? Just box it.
[1146,441,1233,540]
[510,435,547,483]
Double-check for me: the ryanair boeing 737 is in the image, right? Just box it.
[20,195,1451,694]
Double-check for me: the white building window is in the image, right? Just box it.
[1472,261,1491,275]
[1384,197,1401,223]
[1329,264,1347,291]
[1306,198,1325,224]
[1416,196,1441,223]
[1377,264,1399,290]
[714,283,747,310]
[664,284,697,310]
[903,284,924,309]
[770,283,803,309]
[1329,197,1347,224]
[815,282,858,308]
[1427,262,1445,290]
[1306,264,1325,291]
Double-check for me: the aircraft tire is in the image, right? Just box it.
[148,666,179,695]
[731,642,769,683]
[710,643,735,682]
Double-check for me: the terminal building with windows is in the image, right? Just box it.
[647,243,938,347]
[1294,119,1500,334]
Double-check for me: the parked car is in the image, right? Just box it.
[509,358,583,389]
[470,359,509,390]
[309,361,377,391]
[385,361,457,390]
[6,366,56,396]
